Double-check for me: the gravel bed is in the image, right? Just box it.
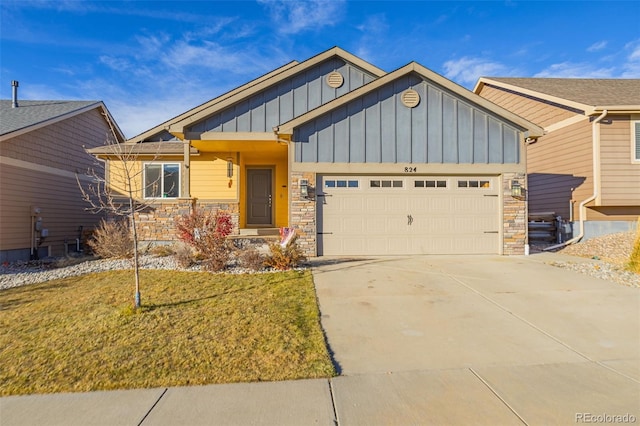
[533,230,639,288]
[0,255,304,290]
[2,231,638,290]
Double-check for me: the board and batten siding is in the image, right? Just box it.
[294,74,521,164]
[188,58,378,134]
[599,116,640,206]
[478,84,580,128]
[0,108,111,259]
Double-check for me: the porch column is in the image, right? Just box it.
[183,140,191,198]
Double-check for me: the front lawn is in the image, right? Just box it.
[0,269,335,396]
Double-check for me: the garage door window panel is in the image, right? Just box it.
[415,179,447,188]
[370,179,404,188]
[457,179,491,189]
[324,179,360,189]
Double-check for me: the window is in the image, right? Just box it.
[458,179,490,189]
[634,121,640,162]
[144,163,180,198]
[324,179,359,189]
[415,180,447,188]
[370,179,404,188]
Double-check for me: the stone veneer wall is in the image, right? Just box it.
[502,172,527,255]
[290,171,317,257]
[135,199,240,243]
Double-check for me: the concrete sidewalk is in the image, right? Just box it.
[1,254,639,425]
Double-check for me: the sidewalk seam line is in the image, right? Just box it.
[137,387,168,426]
[328,378,340,426]
[469,368,529,426]
[445,272,595,363]
[446,272,640,383]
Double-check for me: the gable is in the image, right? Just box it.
[293,72,522,164]
[477,78,640,108]
[0,101,123,141]
[185,57,379,135]
[477,84,580,128]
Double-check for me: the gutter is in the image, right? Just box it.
[544,109,608,251]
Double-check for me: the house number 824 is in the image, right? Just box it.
[404,167,417,173]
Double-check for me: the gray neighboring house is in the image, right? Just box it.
[0,87,124,261]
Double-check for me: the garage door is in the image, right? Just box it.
[317,175,500,255]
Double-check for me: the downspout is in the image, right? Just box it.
[544,109,608,251]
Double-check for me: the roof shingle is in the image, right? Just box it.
[0,100,100,136]
[483,78,640,107]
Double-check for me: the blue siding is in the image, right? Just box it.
[295,72,522,164]
[188,57,378,133]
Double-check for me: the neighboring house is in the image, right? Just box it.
[0,85,125,261]
[474,78,640,241]
[88,47,543,256]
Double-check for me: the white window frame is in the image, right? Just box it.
[632,120,640,164]
[143,162,181,199]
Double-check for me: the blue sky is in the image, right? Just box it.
[1,1,639,138]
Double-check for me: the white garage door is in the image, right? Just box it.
[317,175,500,255]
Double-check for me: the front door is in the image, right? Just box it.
[247,168,273,226]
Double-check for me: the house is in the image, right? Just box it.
[0,82,125,261]
[88,47,543,256]
[474,78,640,241]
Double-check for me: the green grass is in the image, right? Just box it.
[0,269,336,396]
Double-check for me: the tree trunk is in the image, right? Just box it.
[129,198,141,308]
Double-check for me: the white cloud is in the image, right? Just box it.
[534,62,615,78]
[621,39,640,77]
[442,57,510,86]
[534,38,640,79]
[356,14,388,34]
[257,0,346,34]
[587,40,607,52]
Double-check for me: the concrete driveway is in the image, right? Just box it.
[2,254,638,425]
[312,254,640,425]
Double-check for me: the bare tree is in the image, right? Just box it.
[77,114,165,309]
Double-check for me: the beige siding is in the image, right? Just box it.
[479,85,578,128]
[589,206,640,221]
[1,108,109,171]
[0,107,112,259]
[0,163,104,256]
[527,120,594,219]
[599,116,640,206]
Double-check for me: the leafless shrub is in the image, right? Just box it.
[237,247,266,271]
[87,219,133,259]
[175,209,234,272]
[264,236,306,271]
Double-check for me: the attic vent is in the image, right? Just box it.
[401,89,420,108]
[326,72,344,89]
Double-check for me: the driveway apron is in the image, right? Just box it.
[312,255,640,425]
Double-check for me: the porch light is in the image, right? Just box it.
[226,158,233,178]
[511,180,523,198]
[300,179,309,198]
